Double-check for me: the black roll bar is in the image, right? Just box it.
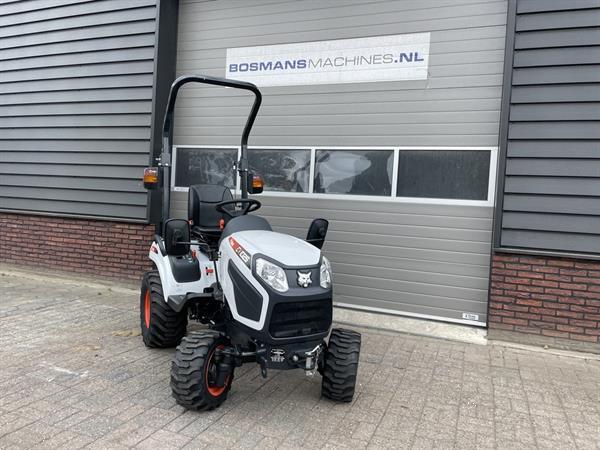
[159,75,262,233]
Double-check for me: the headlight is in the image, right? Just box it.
[320,256,332,289]
[255,258,289,292]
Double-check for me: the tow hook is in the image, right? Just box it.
[304,344,323,377]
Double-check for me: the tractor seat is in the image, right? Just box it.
[188,184,232,237]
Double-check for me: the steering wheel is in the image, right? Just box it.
[215,199,262,218]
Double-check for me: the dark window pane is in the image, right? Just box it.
[174,147,237,189]
[314,150,393,196]
[248,149,310,192]
[396,150,490,200]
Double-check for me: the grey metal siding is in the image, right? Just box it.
[171,192,494,323]
[172,0,507,324]
[175,0,508,148]
[0,0,158,220]
[496,0,600,253]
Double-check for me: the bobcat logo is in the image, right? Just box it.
[297,271,312,288]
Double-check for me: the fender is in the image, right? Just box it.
[148,238,215,303]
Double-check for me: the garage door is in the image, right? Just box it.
[170,0,508,326]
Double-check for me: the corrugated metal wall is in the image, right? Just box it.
[0,0,157,220]
[498,0,600,253]
[172,0,509,325]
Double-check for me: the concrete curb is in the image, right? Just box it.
[489,339,600,361]
[333,306,488,345]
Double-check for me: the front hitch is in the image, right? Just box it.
[290,343,325,377]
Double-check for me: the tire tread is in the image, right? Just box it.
[321,328,361,402]
[140,271,187,348]
[170,331,233,411]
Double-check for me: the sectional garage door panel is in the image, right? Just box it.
[174,0,507,149]
[172,0,506,325]
[171,190,493,325]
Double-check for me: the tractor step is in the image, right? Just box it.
[167,292,213,312]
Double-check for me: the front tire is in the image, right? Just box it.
[321,328,361,402]
[140,271,187,348]
[170,331,234,411]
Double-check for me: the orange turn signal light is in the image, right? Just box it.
[252,175,264,189]
[143,167,159,190]
[250,175,264,194]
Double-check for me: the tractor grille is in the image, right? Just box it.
[269,299,332,338]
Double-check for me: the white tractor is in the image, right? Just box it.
[140,75,361,411]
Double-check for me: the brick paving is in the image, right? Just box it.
[0,266,599,449]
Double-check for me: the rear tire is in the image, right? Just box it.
[321,328,361,402]
[140,271,187,348]
[170,331,234,411]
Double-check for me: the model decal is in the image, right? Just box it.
[229,237,251,268]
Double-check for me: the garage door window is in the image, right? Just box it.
[173,146,495,205]
[396,150,491,200]
[173,147,237,190]
[248,148,310,192]
[314,149,394,196]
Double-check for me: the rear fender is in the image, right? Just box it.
[148,238,214,302]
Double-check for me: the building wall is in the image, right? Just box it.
[490,0,600,351]
[495,0,600,253]
[489,253,600,353]
[0,0,158,221]
[0,213,153,281]
[170,0,509,325]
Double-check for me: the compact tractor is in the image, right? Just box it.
[140,75,361,411]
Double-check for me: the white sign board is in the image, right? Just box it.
[226,33,430,87]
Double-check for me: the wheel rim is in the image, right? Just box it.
[205,344,229,397]
[144,289,151,329]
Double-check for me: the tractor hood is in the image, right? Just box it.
[233,230,321,267]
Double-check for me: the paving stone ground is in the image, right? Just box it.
[0,266,599,450]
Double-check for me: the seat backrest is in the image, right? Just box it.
[188,184,233,229]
